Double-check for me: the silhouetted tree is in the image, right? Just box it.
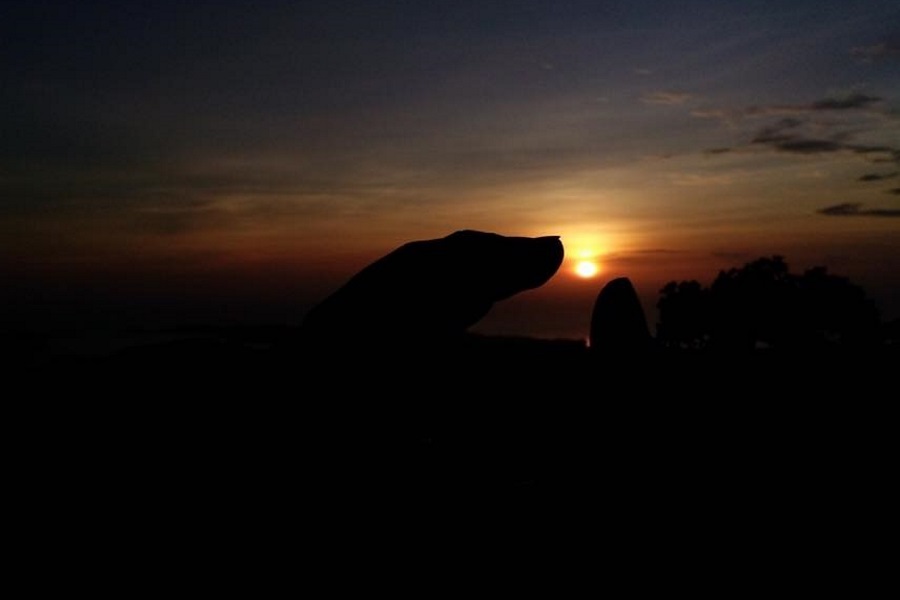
[884,318,900,346]
[656,280,709,349]
[708,256,795,350]
[657,256,880,351]
[795,266,880,348]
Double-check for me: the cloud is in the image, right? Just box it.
[817,203,900,217]
[692,93,886,127]
[602,249,684,266]
[748,121,899,159]
[889,188,900,195]
[851,41,900,63]
[858,172,899,182]
[694,106,899,166]
[691,108,736,120]
[871,149,900,164]
[671,172,736,186]
[632,249,684,255]
[770,139,844,154]
[749,122,843,154]
[852,146,900,164]
[711,251,752,261]
[751,118,804,144]
[739,105,805,118]
[641,91,693,105]
[809,93,882,111]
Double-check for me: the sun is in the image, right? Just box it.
[574,260,599,278]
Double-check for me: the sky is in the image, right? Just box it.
[2,0,899,340]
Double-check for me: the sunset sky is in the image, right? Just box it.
[3,1,899,340]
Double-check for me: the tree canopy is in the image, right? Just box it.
[656,256,880,351]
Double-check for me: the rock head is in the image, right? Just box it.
[589,277,652,354]
[301,230,564,348]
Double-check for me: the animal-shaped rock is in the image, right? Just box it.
[589,277,652,354]
[301,230,564,347]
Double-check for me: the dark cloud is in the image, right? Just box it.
[819,203,863,216]
[858,172,899,181]
[774,139,843,154]
[747,121,899,158]
[871,149,900,164]
[603,249,684,266]
[692,93,896,165]
[751,118,804,144]
[851,41,900,63]
[757,93,882,114]
[855,145,895,154]
[641,91,693,105]
[691,108,739,122]
[889,188,900,195]
[695,91,900,176]
[818,203,900,217]
[751,132,844,154]
[809,93,882,111]
[695,105,899,168]
[851,147,900,165]
[693,93,886,127]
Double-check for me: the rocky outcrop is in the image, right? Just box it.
[589,277,652,354]
[301,230,564,348]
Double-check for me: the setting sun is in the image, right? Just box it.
[574,260,599,278]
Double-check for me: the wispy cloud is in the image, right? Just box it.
[711,251,753,261]
[691,108,737,121]
[696,94,900,166]
[692,93,885,125]
[641,91,693,105]
[749,117,858,155]
[750,118,804,144]
[872,149,900,164]
[670,172,736,186]
[808,93,882,111]
[851,40,900,63]
[818,203,900,217]
[632,248,685,255]
[859,172,899,182]
[762,138,844,154]
[602,249,685,266]
[759,138,900,159]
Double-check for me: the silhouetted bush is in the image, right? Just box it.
[655,280,710,350]
[657,256,880,351]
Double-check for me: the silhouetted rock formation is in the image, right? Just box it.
[589,277,652,354]
[301,230,564,348]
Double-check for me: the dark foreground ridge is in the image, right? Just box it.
[7,231,897,560]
